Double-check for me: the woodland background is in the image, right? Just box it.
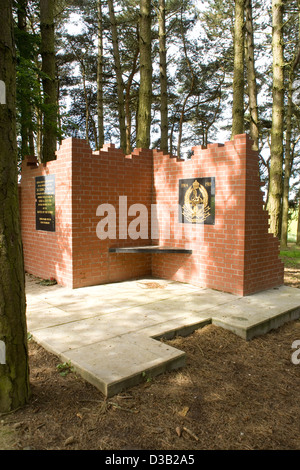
[14,0,300,246]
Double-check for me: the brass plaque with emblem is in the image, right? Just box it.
[36,175,56,232]
[179,177,215,224]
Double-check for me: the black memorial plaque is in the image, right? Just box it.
[179,177,215,225]
[36,175,56,232]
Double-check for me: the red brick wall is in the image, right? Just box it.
[151,134,284,296]
[20,141,73,287]
[20,134,284,295]
[20,138,153,288]
[70,141,153,288]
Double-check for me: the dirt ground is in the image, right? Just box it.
[1,247,300,451]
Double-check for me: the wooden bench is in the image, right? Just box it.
[109,245,192,254]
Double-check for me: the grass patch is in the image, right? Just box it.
[280,245,300,266]
[280,250,300,258]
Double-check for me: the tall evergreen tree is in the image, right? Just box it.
[136,0,152,148]
[231,0,245,138]
[108,0,127,152]
[267,0,285,237]
[281,0,300,246]
[97,0,104,149]
[158,0,168,152]
[0,0,30,413]
[245,0,259,150]
[40,0,58,162]
[16,0,36,158]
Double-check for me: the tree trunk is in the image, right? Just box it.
[57,69,62,145]
[297,201,300,246]
[97,0,104,150]
[17,0,33,158]
[177,6,195,158]
[82,62,90,144]
[29,128,35,156]
[107,0,126,152]
[36,97,43,163]
[158,0,168,152]
[281,76,296,248]
[245,0,259,150]
[136,0,152,149]
[40,0,57,162]
[231,0,245,138]
[0,0,30,413]
[34,53,43,162]
[125,45,139,154]
[91,116,98,150]
[267,0,285,238]
[177,91,193,158]
[281,0,300,247]
[169,120,175,155]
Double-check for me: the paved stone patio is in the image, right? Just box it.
[26,277,300,397]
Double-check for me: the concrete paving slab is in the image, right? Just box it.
[25,277,300,397]
[211,285,300,340]
[31,310,160,353]
[27,306,77,331]
[62,334,185,397]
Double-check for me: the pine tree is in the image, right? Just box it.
[245,0,259,150]
[108,0,127,152]
[0,0,30,413]
[16,0,36,158]
[158,0,168,152]
[267,0,285,237]
[231,0,245,138]
[40,0,58,162]
[281,0,300,246]
[136,0,152,148]
[165,1,225,156]
[97,0,105,149]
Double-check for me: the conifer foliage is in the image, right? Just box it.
[9,0,300,238]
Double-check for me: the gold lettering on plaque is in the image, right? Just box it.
[182,180,211,223]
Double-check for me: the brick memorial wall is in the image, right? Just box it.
[20,134,284,296]
[151,134,284,295]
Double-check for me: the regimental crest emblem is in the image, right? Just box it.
[182,180,210,223]
[179,177,215,225]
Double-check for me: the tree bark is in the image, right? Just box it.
[297,201,300,246]
[267,0,285,238]
[107,0,127,152]
[17,0,34,158]
[176,6,195,158]
[245,0,259,150]
[125,45,139,154]
[177,91,193,158]
[40,0,57,162]
[36,93,43,162]
[158,0,168,152]
[97,0,104,150]
[136,0,152,149]
[0,0,30,413]
[231,0,245,138]
[281,1,300,247]
[82,62,90,145]
[281,74,296,247]
[57,68,62,145]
